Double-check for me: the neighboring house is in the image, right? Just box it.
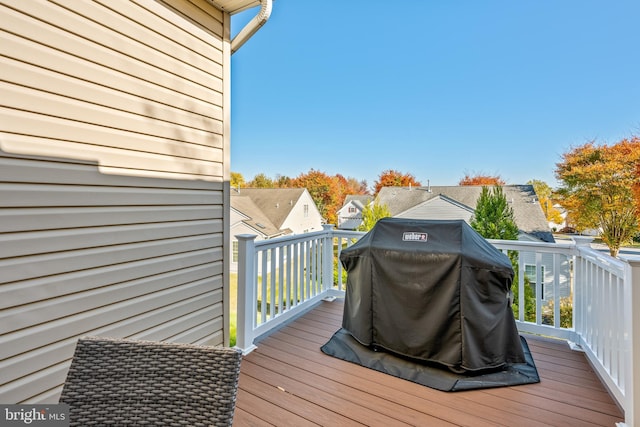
[376,185,555,243]
[231,195,290,240]
[370,185,568,301]
[1,0,271,403]
[230,188,324,271]
[337,195,372,230]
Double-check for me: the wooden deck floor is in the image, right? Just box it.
[233,299,624,426]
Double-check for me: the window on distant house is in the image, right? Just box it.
[304,204,309,217]
[348,206,357,213]
[232,241,238,263]
[524,264,545,300]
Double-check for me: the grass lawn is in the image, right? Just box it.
[229,273,237,346]
[228,267,308,346]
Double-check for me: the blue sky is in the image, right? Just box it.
[230,1,639,190]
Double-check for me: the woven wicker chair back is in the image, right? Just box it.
[59,336,242,427]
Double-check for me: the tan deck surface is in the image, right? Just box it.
[234,299,624,426]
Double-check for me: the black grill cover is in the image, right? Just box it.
[340,218,525,372]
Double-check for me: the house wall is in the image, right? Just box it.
[397,197,474,222]
[281,191,323,234]
[1,0,231,403]
[337,202,363,230]
[518,251,572,302]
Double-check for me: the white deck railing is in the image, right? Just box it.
[235,226,639,426]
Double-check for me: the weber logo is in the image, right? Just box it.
[402,232,428,242]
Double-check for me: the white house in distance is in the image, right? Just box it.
[337,195,372,230]
[230,188,324,271]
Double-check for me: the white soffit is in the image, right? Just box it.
[206,0,262,14]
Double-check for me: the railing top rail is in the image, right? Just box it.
[250,228,330,250]
[488,238,574,255]
[245,228,365,251]
[332,230,366,238]
[241,228,628,277]
[576,245,627,276]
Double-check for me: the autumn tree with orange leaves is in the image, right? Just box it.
[373,170,421,196]
[291,169,367,225]
[335,174,368,198]
[290,169,340,224]
[458,173,505,186]
[555,137,640,257]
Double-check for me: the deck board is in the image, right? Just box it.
[235,299,624,426]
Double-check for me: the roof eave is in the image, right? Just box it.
[206,0,263,15]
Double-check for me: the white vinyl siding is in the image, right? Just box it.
[397,196,475,222]
[519,252,571,303]
[0,0,231,404]
[280,192,323,234]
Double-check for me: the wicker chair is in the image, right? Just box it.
[59,336,242,426]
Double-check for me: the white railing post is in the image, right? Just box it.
[622,258,640,427]
[321,224,335,296]
[235,234,257,354]
[571,235,595,247]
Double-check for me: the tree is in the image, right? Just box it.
[230,172,245,189]
[459,173,505,186]
[247,173,275,188]
[470,186,531,321]
[527,179,563,225]
[374,170,421,196]
[291,169,341,224]
[470,186,519,240]
[336,174,369,196]
[555,137,640,257]
[274,175,292,188]
[357,199,390,231]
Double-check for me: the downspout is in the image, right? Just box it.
[231,0,272,54]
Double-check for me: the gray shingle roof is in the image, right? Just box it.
[342,195,372,211]
[231,188,306,229]
[230,195,287,238]
[376,185,554,243]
